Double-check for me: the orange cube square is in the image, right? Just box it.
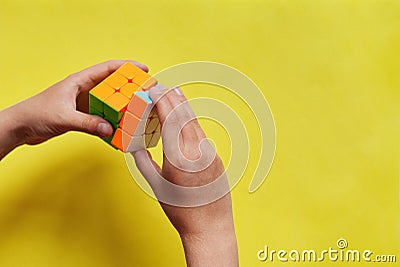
[132,71,152,87]
[104,72,128,90]
[117,62,142,80]
[120,111,143,136]
[90,82,115,100]
[104,93,130,112]
[127,93,151,118]
[111,128,132,152]
[120,82,140,99]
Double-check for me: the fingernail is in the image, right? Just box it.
[149,84,169,102]
[97,122,111,138]
[151,84,168,94]
[174,87,183,95]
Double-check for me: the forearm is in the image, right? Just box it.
[180,229,239,267]
[0,104,26,160]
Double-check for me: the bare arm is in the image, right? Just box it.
[180,225,238,266]
[0,105,25,159]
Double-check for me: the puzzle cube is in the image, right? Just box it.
[89,62,160,152]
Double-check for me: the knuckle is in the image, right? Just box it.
[65,73,81,87]
[81,117,95,132]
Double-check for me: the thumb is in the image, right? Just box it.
[69,111,113,138]
[132,150,162,191]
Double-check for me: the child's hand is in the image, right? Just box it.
[0,60,147,159]
[133,86,238,266]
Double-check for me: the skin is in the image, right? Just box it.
[0,60,238,266]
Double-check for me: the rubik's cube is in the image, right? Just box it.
[89,62,160,152]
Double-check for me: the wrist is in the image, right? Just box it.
[180,229,238,267]
[180,228,237,247]
[0,104,30,159]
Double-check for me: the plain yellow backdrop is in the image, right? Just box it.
[0,0,399,266]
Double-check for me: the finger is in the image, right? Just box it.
[148,84,173,126]
[149,85,185,156]
[167,87,206,141]
[166,87,200,144]
[68,60,149,93]
[68,111,114,138]
[132,150,162,191]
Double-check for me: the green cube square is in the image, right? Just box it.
[89,105,103,117]
[104,102,123,123]
[89,92,105,113]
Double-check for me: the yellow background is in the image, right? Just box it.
[0,0,399,266]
